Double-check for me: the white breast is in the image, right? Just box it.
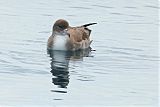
[53,35,68,50]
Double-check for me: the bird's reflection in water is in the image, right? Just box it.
[47,48,92,89]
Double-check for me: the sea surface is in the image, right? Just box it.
[0,0,159,106]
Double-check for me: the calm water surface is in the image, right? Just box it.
[0,0,159,106]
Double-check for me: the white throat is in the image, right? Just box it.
[53,34,68,50]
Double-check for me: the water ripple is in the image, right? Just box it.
[92,4,114,8]
[51,90,67,93]
[124,6,137,9]
[110,12,144,18]
[0,13,18,17]
[40,14,54,17]
[108,46,143,52]
[110,12,123,15]
[77,79,94,81]
[144,5,160,9]
[69,6,92,10]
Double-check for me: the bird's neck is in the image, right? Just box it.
[53,34,69,51]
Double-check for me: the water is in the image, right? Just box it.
[0,0,159,106]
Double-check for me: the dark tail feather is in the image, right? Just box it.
[82,23,97,27]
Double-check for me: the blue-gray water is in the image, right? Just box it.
[0,0,159,106]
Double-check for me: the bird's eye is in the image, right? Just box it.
[58,25,63,29]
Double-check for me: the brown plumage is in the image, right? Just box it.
[47,19,97,51]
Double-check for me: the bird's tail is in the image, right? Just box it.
[82,23,97,27]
